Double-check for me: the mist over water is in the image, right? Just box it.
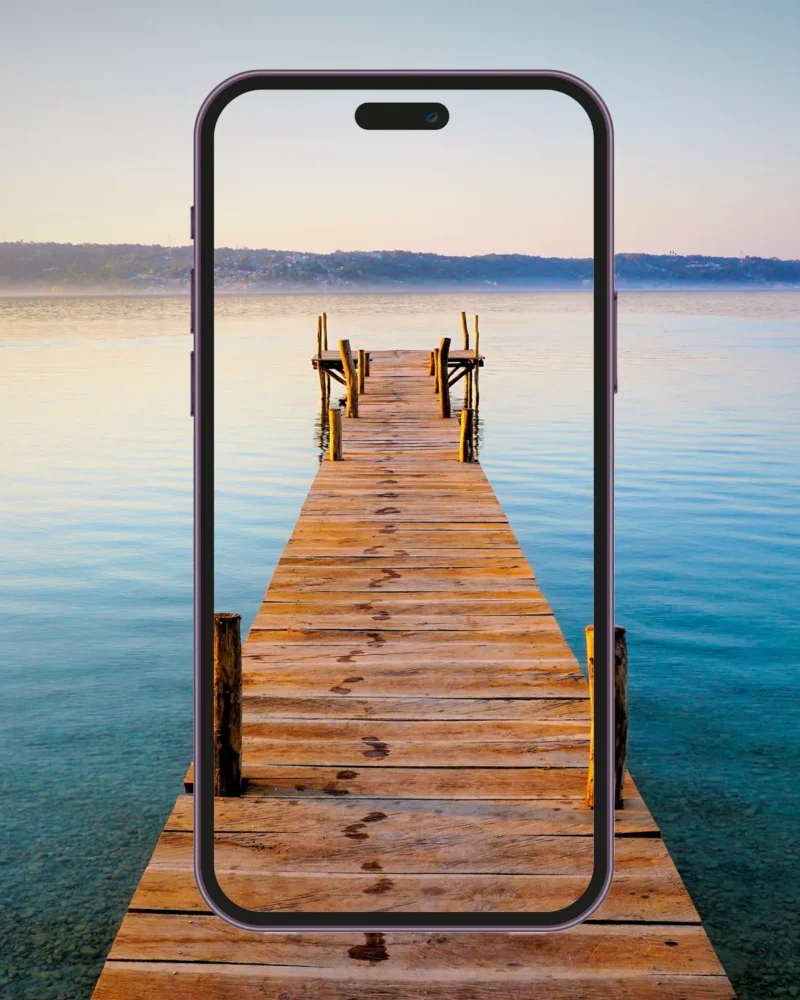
[0,291,798,998]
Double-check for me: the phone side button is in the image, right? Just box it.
[190,350,195,417]
[190,205,195,240]
[190,267,195,333]
[613,289,618,394]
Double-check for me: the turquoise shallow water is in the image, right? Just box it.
[0,291,798,998]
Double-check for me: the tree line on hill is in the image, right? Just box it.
[1,242,798,291]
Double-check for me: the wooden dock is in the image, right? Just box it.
[92,337,735,998]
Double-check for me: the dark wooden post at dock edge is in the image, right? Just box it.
[357,348,366,394]
[316,316,328,410]
[459,408,474,462]
[338,339,359,418]
[585,624,628,810]
[328,406,342,461]
[213,613,242,797]
[437,337,451,418]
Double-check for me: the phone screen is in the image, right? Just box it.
[199,79,613,929]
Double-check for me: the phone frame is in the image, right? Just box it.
[193,69,615,932]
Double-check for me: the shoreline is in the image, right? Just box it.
[2,283,800,299]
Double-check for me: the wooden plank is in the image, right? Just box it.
[257,597,552,615]
[164,795,657,836]
[131,868,698,921]
[185,766,641,801]
[94,964,736,1000]
[238,696,590,720]
[148,830,668,876]
[107,916,723,973]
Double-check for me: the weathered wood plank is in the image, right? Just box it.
[148,829,669,876]
[94,964,736,1000]
[164,794,657,836]
[132,868,698,921]
[107,917,723,974]
[238,696,590,720]
[184,766,640,801]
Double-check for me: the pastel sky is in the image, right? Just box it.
[1,0,798,257]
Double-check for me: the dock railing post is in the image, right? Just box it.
[433,348,441,392]
[338,339,359,418]
[438,337,451,418]
[214,613,242,797]
[459,408,474,462]
[328,406,342,461]
[428,350,436,377]
[585,624,628,810]
[316,315,328,410]
[357,348,366,394]
[460,311,469,350]
[321,311,328,351]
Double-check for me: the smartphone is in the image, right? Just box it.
[193,70,615,932]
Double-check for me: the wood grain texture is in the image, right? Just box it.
[92,345,734,999]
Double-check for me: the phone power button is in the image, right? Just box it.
[613,290,618,394]
[190,350,195,417]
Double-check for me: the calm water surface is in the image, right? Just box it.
[0,292,798,999]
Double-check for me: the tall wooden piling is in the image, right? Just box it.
[357,349,366,394]
[316,316,328,410]
[213,612,242,797]
[473,315,481,413]
[460,311,469,350]
[338,339,358,418]
[328,406,342,461]
[438,337,451,418]
[321,311,328,351]
[459,407,474,462]
[585,624,629,810]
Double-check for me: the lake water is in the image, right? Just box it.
[0,291,798,999]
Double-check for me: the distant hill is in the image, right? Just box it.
[1,242,799,292]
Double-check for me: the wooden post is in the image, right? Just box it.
[438,337,451,418]
[460,311,469,350]
[585,625,628,810]
[459,408,474,462]
[428,350,435,376]
[365,352,371,377]
[321,311,328,351]
[338,339,358,418]
[585,626,595,810]
[357,348,366,394]
[433,348,441,393]
[473,315,480,416]
[614,627,629,809]
[214,613,242,797]
[328,406,342,461]
[316,316,328,409]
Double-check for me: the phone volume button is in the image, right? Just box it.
[190,267,195,334]
[612,290,618,394]
[190,350,195,417]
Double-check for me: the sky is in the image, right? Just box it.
[1,0,798,257]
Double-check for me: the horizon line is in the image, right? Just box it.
[1,241,798,263]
